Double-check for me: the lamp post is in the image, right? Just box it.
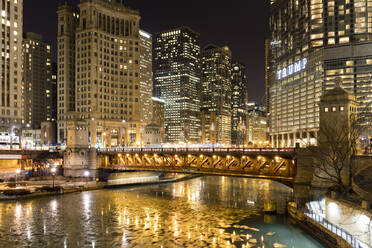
[84,170,89,185]
[51,167,57,188]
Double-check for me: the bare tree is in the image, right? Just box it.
[306,101,372,194]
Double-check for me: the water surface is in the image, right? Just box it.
[0,176,324,247]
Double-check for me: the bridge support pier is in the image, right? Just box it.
[63,148,98,178]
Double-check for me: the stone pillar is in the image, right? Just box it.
[64,119,98,177]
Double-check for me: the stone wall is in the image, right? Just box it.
[63,148,98,177]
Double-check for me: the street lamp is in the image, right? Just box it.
[84,170,89,185]
[51,167,57,188]
[15,169,20,184]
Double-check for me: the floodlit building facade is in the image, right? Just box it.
[153,26,201,143]
[231,61,248,146]
[57,0,143,148]
[0,0,23,148]
[247,102,268,147]
[23,32,52,129]
[201,44,232,145]
[139,30,153,125]
[268,0,372,148]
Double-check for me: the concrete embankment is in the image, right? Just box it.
[0,173,198,201]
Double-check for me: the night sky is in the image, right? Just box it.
[24,0,269,103]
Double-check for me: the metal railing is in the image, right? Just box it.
[97,147,296,154]
[302,208,364,248]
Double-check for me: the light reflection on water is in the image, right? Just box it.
[0,176,324,247]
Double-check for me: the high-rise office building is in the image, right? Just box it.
[23,32,52,129]
[268,0,372,148]
[231,61,248,146]
[46,63,57,122]
[139,30,153,124]
[0,0,23,147]
[151,97,165,129]
[57,0,143,147]
[153,26,201,143]
[201,44,232,145]
[57,3,79,144]
[247,102,268,147]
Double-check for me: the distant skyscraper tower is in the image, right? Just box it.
[201,44,232,145]
[0,0,23,147]
[57,0,143,147]
[57,3,79,144]
[46,63,58,122]
[153,26,201,143]
[231,62,248,146]
[139,30,153,124]
[23,32,52,129]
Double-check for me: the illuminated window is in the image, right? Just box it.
[324,107,329,112]
[332,107,337,112]
[339,37,349,44]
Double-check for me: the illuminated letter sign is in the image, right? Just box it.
[276,58,308,80]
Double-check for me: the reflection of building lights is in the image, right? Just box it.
[50,200,57,211]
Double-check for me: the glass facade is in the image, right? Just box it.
[153,27,201,143]
[139,30,153,125]
[231,62,248,146]
[269,0,372,147]
[201,45,232,145]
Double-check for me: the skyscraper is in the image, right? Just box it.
[247,102,267,147]
[268,0,372,148]
[57,3,79,144]
[201,44,232,145]
[57,0,143,147]
[46,63,57,122]
[153,26,201,143]
[231,61,248,146]
[23,32,52,129]
[139,30,153,125]
[0,0,23,147]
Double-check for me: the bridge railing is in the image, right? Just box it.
[97,147,296,154]
[302,208,363,248]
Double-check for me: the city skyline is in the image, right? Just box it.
[24,0,269,103]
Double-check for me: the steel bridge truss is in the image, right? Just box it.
[98,148,297,181]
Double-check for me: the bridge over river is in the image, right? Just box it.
[97,147,298,182]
